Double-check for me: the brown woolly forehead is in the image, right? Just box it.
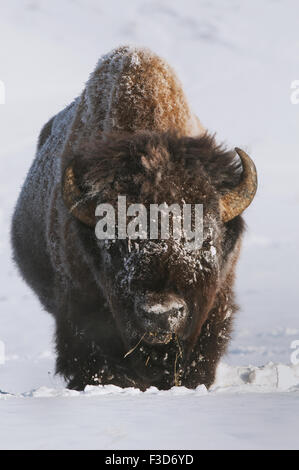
[71,131,242,211]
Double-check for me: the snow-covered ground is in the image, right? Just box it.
[0,0,298,450]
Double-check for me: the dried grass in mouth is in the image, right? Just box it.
[123,333,146,358]
[124,332,184,386]
[174,335,183,386]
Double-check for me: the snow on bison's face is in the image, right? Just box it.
[62,131,257,383]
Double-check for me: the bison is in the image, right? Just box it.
[11,46,257,390]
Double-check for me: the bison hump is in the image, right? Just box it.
[84,46,199,135]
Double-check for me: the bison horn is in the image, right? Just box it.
[220,148,257,222]
[62,165,96,227]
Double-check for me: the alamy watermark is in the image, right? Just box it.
[95,196,204,250]
[290,339,299,366]
[290,80,299,104]
[0,80,5,104]
[0,340,5,365]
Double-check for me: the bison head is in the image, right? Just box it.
[62,131,257,387]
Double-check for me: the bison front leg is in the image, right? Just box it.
[55,317,137,390]
[183,308,235,389]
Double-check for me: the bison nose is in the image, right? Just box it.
[135,293,188,342]
[142,299,185,316]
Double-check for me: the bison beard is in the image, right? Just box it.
[11,47,256,391]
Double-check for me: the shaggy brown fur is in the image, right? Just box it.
[60,46,204,171]
[73,131,242,198]
[11,46,251,390]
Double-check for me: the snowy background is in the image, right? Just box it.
[0,0,298,450]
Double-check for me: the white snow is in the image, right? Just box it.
[144,301,184,314]
[0,0,298,450]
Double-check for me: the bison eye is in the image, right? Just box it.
[202,236,212,249]
[101,240,118,256]
[105,239,127,256]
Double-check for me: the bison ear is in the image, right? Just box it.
[220,148,257,223]
[62,164,96,227]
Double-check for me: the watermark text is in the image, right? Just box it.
[0,80,5,104]
[95,196,204,251]
[290,80,299,104]
[0,340,5,365]
[290,339,299,365]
